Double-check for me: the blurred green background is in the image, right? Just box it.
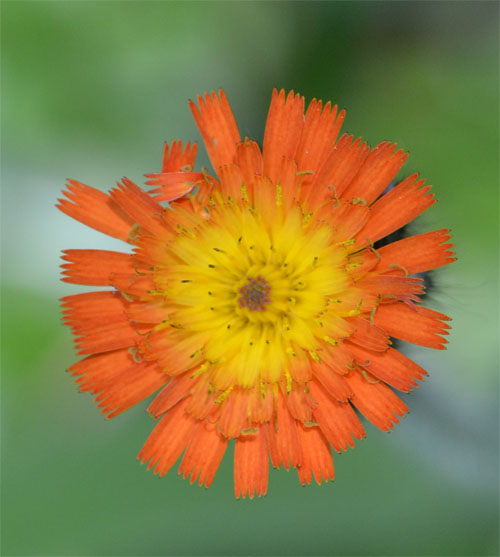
[2,1,498,556]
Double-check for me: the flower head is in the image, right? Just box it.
[59,89,455,498]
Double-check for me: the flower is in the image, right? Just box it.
[58,89,455,498]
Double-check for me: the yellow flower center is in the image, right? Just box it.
[153,194,352,389]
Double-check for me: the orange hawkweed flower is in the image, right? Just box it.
[58,89,455,498]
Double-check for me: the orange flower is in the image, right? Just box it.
[58,89,455,498]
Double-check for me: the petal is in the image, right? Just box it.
[305,134,370,205]
[161,140,198,173]
[311,361,353,402]
[263,89,305,184]
[347,368,408,431]
[296,423,335,485]
[347,315,390,352]
[316,199,369,242]
[145,326,207,376]
[61,291,148,354]
[274,156,300,211]
[217,164,246,200]
[355,174,435,245]
[110,273,156,298]
[284,382,313,423]
[184,372,218,419]
[296,99,345,181]
[110,178,169,238]
[348,343,427,392]
[147,372,197,419]
[61,291,128,332]
[308,379,365,452]
[75,321,146,355]
[57,180,135,242]
[218,387,250,438]
[61,249,138,285]
[377,229,455,274]
[189,90,241,171]
[125,300,170,324]
[145,172,204,202]
[61,292,150,354]
[271,393,302,470]
[374,303,451,349]
[178,420,228,487]
[236,138,263,181]
[138,403,197,476]
[358,272,425,303]
[248,384,275,423]
[234,428,269,499]
[69,349,167,418]
[342,141,409,205]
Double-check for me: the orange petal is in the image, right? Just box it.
[70,348,132,392]
[347,368,408,431]
[234,139,270,210]
[273,392,302,470]
[184,372,217,420]
[70,349,167,418]
[145,172,204,202]
[248,384,275,423]
[288,347,313,383]
[319,341,355,376]
[309,379,365,452]
[306,134,370,204]
[264,421,281,469]
[234,428,269,499]
[110,273,156,298]
[347,315,390,352]
[217,164,246,200]
[218,387,250,438]
[345,248,380,281]
[57,180,135,242]
[377,229,455,274]
[236,138,263,182]
[138,402,197,476]
[144,140,200,202]
[374,303,451,350]
[178,420,228,487]
[296,99,345,184]
[110,178,169,238]
[263,89,305,184]
[61,291,149,354]
[358,272,424,303]
[147,372,197,419]
[125,300,170,324]
[145,327,207,376]
[348,343,427,392]
[316,199,369,243]
[275,156,300,212]
[342,141,409,205]
[61,291,128,332]
[296,422,335,485]
[94,360,166,418]
[355,174,435,245]
[284,382,313,423]
[161,140,198,173]
[189,90,240,171]
[311,361,353,402]
[75,321,147,355]
[61,249,137,285]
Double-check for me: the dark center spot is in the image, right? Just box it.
[238,276,271,312]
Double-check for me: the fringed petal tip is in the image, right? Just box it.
[189,90,241,171]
